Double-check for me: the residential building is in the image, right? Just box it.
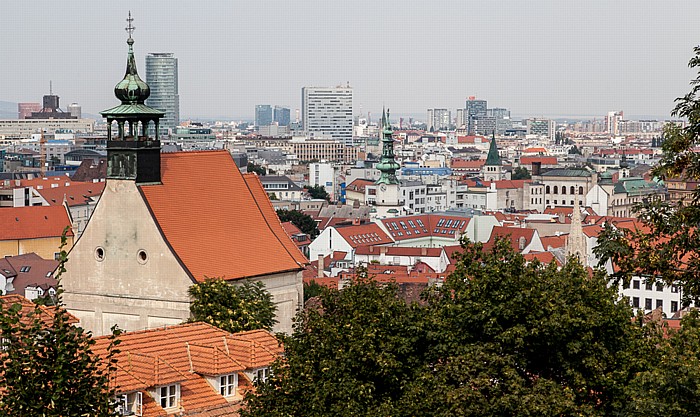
[426,108,451,132]
[302,86,353,145]
[0,119,94,140]
[308,223,393,262]
[145,52,179,134]
[0,205,74,259]
[0,253,58,300]
[526,118,556,141]
[93,322,282,417]
[309,162,336,200]
[465,97,487,135]
[260,175,304,201]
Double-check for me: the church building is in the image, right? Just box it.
[62,15,306,336]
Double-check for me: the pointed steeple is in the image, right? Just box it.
[566,198,587,266]
[375,107,400,185]
[485,131,501,166]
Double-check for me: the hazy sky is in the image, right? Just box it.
[2,0,700,120]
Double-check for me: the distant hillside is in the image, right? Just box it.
[0,101,17,119]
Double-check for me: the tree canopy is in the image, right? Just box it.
[189,279,277,333]
[243,240,659,416]
[512,166,531,180]
[0,232,121,416]
[247,162,267,176]
[306,184,330,201]
[276,209,319,238]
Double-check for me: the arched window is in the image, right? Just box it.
[562,187,566,195]
[570,186,575,195]
[554,186,558,194]
[579,186,584,195]
[546,185,551,194]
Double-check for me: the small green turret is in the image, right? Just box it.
[375,108,400,185]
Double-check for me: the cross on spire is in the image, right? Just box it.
[125,11,135,39]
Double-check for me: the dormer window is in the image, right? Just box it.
[116,392,143,416]
[219,373,238,397]
[158,384,179,409]
[255,367,270,383]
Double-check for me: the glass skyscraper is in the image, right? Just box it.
[255,105,273,127]
[145,53,179,135]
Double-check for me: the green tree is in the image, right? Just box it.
[243,240,648,416]
[0,231,121,416]
[247,162,267,176]
[595,46,700,298]
[189,279,277,333]
[276,209,319,238]
[306,184,330,201]
[303,280,324,303]
[512,166,531,180]
[569,144,582,155]
[242,267,428,417]
[624,310,700,415]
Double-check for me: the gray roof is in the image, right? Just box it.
[541,168,592,178]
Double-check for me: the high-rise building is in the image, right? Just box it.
[255,105,273,127]
[302,86,353,145]
[606,111,623,136]
[145,52,179,135]
[274,106,290,126]
[465,97,487,134]
[426,108,451,132]
[526,118,556,141]
[67,103,82,119]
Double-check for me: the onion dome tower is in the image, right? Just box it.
[100,12,165,184]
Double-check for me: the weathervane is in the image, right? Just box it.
[125,11,135,40]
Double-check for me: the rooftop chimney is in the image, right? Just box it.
[317,253,324,279]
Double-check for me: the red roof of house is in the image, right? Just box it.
[139,151,306,283]
[35,181,105,207]
[355,246,443,257]
[520,156,558,165]
[451,159,485,170]
[333,223,393,248]
[492,179,531,189]
[0,205,73,241]
[1,253,59,295]
[523,251,560,265]
[380,214,470,241]
[0,294,78,326]
[523,147,548,154]
[540,235,566,250]
[93,322,281,417]
[345,178,374,193]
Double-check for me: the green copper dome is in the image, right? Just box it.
[114,37,150,105]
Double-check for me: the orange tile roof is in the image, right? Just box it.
[540,235,567,250]
[0,205,73,241]
[355,245,443,257]
[35,181,104,207]
[138,151,305,282]
[333,223,393,248]
[93,322,281,416]
[520,156,558,165]
[0,294,78,326]
[523,251,559,265]
[483,226,537,252]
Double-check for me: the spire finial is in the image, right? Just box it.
[125,11,135,43]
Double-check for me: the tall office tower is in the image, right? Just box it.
[465,96,487,134]
[426,108,451,131]
[456,108,466,129]
[302,86,353,145]
[145,52,179,135]
[255,105,273,127]
[274,106,291,126]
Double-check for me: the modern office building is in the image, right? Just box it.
[18,103,41,119]
[302,86,353,145]
[145,52,179,135]
[274,106,291,126]
[255,105,273,127]
[526,118,556,141]
[465,97,487,135]
[426,108,451,132]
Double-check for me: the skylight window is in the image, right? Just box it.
[19,266,30,273]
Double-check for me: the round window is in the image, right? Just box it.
[137,249,148,264]
[95,247,105,262]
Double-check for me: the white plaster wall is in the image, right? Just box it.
[62,180,194,336]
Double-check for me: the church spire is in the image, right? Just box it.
[375,107,400,185]
[566,198,587,266]
[485,131,501,166]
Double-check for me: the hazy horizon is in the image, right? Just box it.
[2,1,700,121]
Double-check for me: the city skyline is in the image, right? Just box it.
[2,1,700,121]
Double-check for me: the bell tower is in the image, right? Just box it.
[375,109,401,207]
[100,12,165,184]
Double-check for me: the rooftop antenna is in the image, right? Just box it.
[49,81,52,95]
